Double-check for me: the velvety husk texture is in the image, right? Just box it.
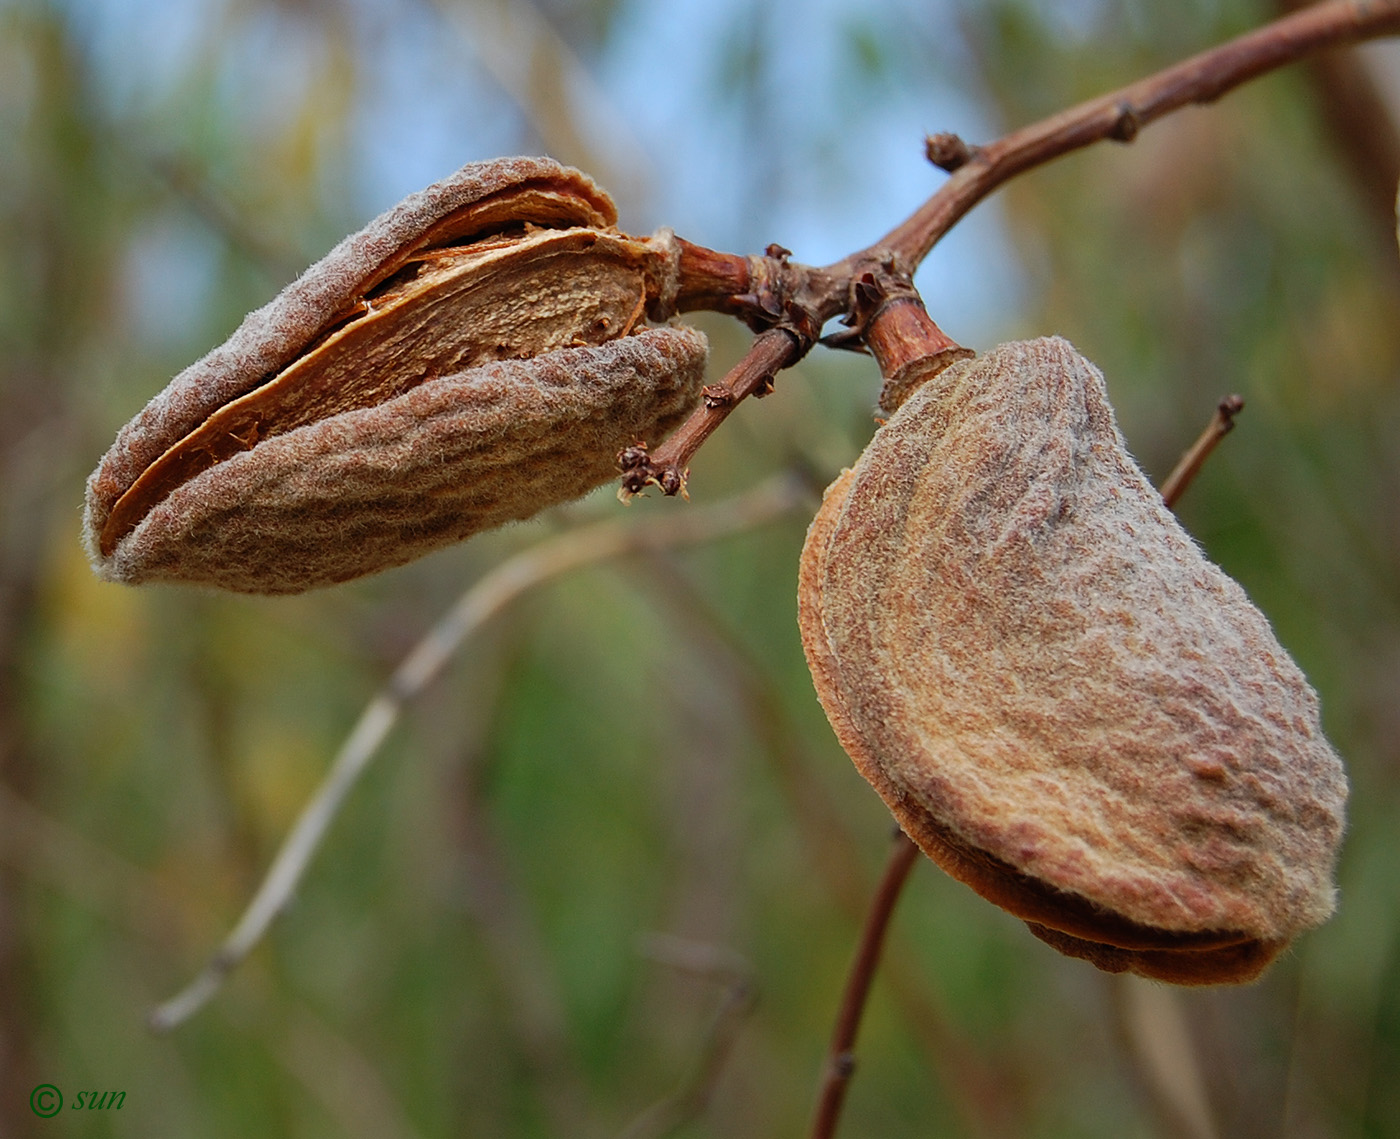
[86,157,609,528]
[798,337,1347,984]
[84,156,708,593]
[91,328,706,593]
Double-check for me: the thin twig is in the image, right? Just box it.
[617,935,757,1139]
[810,831,920,1139]
[638,553,1014,1139]
[1159,395,1245,510]
[865,0,1400,269]
[620,329,801,499]
[148,474,808,1033]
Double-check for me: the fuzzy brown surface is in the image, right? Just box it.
[94,225,672,558]
[799,468,1286,983]
[85,156,612,541]
[798,337,1347,983]
[92,327,706,593]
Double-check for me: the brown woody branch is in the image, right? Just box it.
[635,1,1400,499]
[864,0,1400,270]
[672,237,753,314]
[619,329,803,499]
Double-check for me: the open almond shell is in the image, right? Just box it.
[84,156,706,593]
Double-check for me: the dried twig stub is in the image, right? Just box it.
[85,156,707,593]
[798,337,1347,984]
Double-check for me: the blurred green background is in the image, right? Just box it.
[2,0,1398,1135]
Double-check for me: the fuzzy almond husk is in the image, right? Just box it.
[94,328,707,594]
[83,157,707,593]
[798,337,1347,984]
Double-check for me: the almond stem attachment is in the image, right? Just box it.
[672,236,753,313]
[835,266,973,414]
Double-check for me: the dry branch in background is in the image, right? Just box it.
[150,474,807,1032]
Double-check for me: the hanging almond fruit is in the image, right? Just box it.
[84,157,708,594]
[798,336,1347,984]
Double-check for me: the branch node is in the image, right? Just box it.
[701,384,736,409]
[618,443,651,473]
[1109,101,1143,142]
[615,442,690,499]
[657,466,689,498]
[1218,393,1245,430]
[727,249,822,355]
[822,264,972,411]
[924,131,976,172]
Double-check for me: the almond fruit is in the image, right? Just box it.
[798,337,1347,984]
[84,156,706,593]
